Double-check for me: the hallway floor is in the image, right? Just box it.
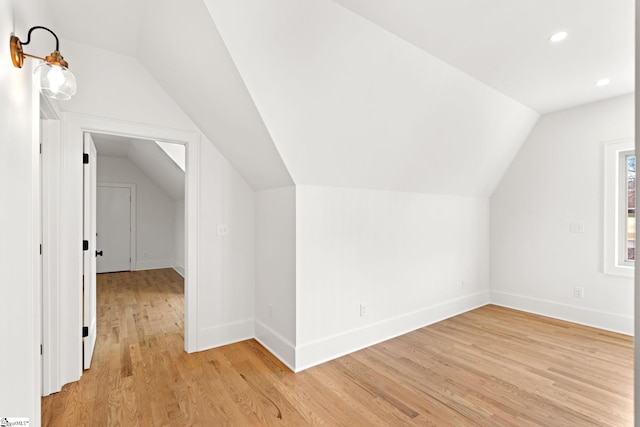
[42,269,633,426]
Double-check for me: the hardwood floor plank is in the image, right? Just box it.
[42,270,633,426]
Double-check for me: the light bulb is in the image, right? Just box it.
[46,66,65,94]
[34,62,77,100]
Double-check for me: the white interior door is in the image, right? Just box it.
[96,185,132,273]
[82,134,97,370]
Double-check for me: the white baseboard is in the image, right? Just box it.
[194,291,632,373]
[173,264,185,278]
[135,259,174,271]
[294,291,490,372]
[254,320,296,371]
[490,291,633,336]
[197,318,255,351]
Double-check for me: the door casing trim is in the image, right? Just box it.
[42,112,199,393]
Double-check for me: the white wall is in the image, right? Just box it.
[97,156,175,270]
[295,186,490,370]
[174,199,185,276]
[491,94,635,334]
[255,187,297,368]
[0,0,46,423]
[53,37,256,386]
[196,141,256,347]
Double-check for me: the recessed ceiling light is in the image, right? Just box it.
[595,78,611,87]
[549,31,568,43]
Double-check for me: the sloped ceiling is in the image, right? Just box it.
[47,0,634,196]
[92,134,185,201]
[135,0,294,190]
[330,0,635,114]
[48,0,294,191]
[203,0,538,196]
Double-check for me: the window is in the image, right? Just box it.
[604,139,635,276]
[623,153,635,262]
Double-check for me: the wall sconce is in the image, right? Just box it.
[10,26,77,100]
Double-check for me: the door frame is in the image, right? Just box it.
[44,113,199,393]
[82,134,98,369]
[96,182,137,272]
[41,96,61,397]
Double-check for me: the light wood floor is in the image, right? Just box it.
[42,269,633,426]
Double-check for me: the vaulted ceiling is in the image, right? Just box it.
[46,0,634,196]
[92,133,186,201]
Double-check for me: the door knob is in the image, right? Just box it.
[96,250,103,257]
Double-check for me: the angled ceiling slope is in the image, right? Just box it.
[92,134,185,201]
[47,0,632,197]
[135,0,293,190]
[204,0,539,197]
[48,0,293,191]
[330,0,635,114]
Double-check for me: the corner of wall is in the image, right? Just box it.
[490,291,633,335]
[255,320,296,371]
[173,263,185,278]
[294,291,490,372]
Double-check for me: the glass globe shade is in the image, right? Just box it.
[34,62,77,100]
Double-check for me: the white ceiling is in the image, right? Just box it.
[47,0,634,195]
[135,0,294,190]
[47,0,294,190]
[48,0,634,114]
[46,0,148,57]
[92,134,185,201]
[91,133,131,157]
[204,0,539,196]
[330,0,635,113]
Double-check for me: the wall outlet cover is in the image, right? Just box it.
[217,224,229,236]
[570,222,585,233]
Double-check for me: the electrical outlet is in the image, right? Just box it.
[570,222,585,233]
[573,287,584,298]
[460,280,467,290]
[359,303,367,317]
[217,224,229,236]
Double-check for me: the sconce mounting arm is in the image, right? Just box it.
[10,25,67,69]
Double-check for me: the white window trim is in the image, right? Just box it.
[603,138,635,277]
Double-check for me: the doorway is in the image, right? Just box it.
[84,133,186,370]
[42,114,200,394]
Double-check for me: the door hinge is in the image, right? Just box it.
[39,244,42,255]
[83,153,89,164]
[39,144,42,154]
[40,344,43,355]
[83,240,89,251]
[82,327,89,338]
